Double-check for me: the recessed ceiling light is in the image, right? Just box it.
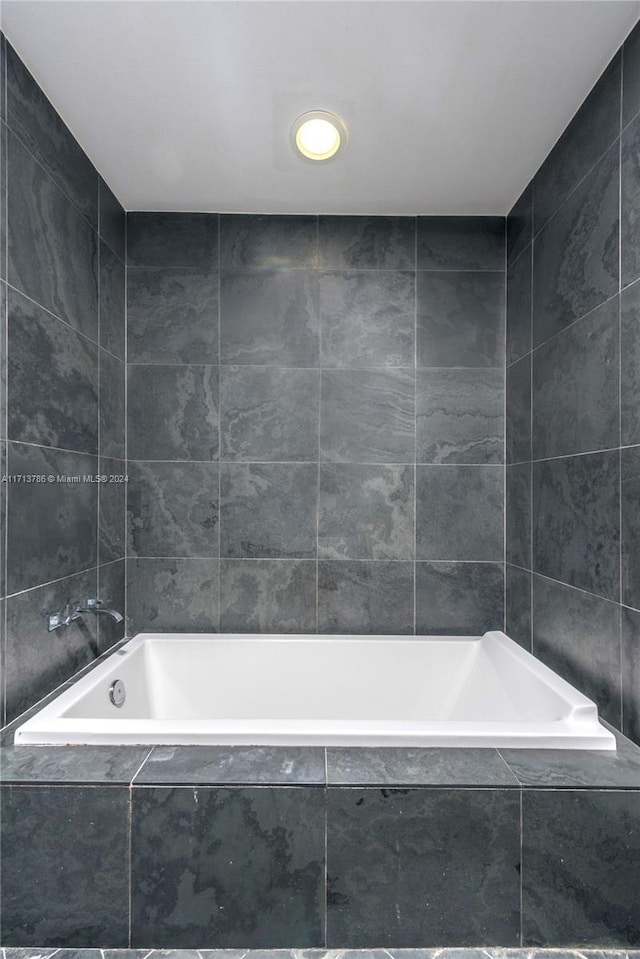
[292,110,347,162]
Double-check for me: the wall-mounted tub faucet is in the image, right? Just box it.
[47,598,124,632]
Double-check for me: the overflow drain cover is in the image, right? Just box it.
[109,679,126,708]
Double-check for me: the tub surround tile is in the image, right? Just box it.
[6,443,97,595]
[220,463,316,559]
[127,212,219,269]
[500,730,640,789]
[99,240,126,360]
[99,177,125,263]
[622,281,640,447]
[127,365,219,461]
[318,270,415,368]
[99,350,125,460]
[127,558,219,634]
[98,459,126,565]
[326,787,520,946]
[220,367,319,462]
[320,370,415,464]
[416,465,503,561]
[6,41,99,229]
[127,267,219,365]
[623,606,640,745]
[97,559,126,651]
[507,464,532,570]
[624,21,640,128]
[220,213,318,269]
[318,560,414,634]
[415,562,504,635]
[622,112,640,289]
[507,182,533,267]
[506,565,532,650]
[0,745,150,783]
[220,270,319,367]
[219,559,316,633]
[417,216,505,271]
[532,451,620,602]
[532,296,619,460]
[319,215,415,270]
[506,354,531,465]
[506,242,532,366]
[8,131,98,341]
[135,746,325,785]
[417,272,505,368]
[532,574,621,727]
[130,786,324,947]
[127,461,219,558]
[533,144,619,347]
[318,464,414,560]
[416,369,504,465]
[522,790,640,946]
[1,784,129,946]
[7,288,98,454]
[326,748,519,786]
[622,445,640,610]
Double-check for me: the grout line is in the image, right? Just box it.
[3,561,103,600]
[519,787,524,946]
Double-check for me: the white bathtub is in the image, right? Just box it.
[14,630,615,748]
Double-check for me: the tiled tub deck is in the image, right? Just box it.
[1,731,640,950]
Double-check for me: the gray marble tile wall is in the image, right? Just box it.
[506,20,640,745]
[126,213,506,637]
[0,37,126,726]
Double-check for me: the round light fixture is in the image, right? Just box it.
[292,110,347,162]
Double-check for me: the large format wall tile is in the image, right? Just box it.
[97,558,125,651]
[6,42,99,229]
[220,213,318,269]
[533,144,619,347]
[220,366,319,462]
[127,267,219,364]
[506,564,532,649]
[127,365,219,461]
[319,270,414,368]
[417,216,505,271]
[99,350,125,460]
[622,280,640,446]
[7,289,98,454]
[327,787,520,946]
[220,270,319,367]
[533,451,620,601]
[319,215,415,270]
[416,465,503,561]
[318,464,414,560]
[318,560,414,634]
[99,240,125,361]
[1,785,129,946]
[532,574,621,726]
[98,458,126,565]
[532,296,619,460]
[624,20,640,127]
[506,463,531,570]
[416,369,503,465]
[130,786,324,947]
[6,443,98,595]
[417,272,505,367]
[127,558,219,633]
[415,562,504,634]
[522,790,640,946]
[321,369,414,463]
[506,242,532,365]
[622,445,640,610]
[8,132,98,341]
[507,182,533,267]
[220,463,317,558]
[623,605,640,744]
[622,110,640,288]
[99,177,125,263]
[219,559,316,632]
[127,461,219,557]
[506,354,531,464]
[127,212,219,268]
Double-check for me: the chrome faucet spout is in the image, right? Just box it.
[91,607,124,623]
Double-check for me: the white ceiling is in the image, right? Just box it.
[2,0,640,215]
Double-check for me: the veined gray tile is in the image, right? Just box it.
[415,562,504,635]
[624,20,640,127]
[320,369,414,463]
[127,212,219,268]
[417,271,505,368]
[220,213,318,268]
[507,181,533,267]
[8,131,98,341]
[623,606,640,745]
[100,240,125,360]
[622,111,640,289]
[99,350,125,460]
[7,288,98,453]
[506,354,531,465]
[417,216,505,271]
[318,560,413,634]
[533,451,620,601]
[533,144,619,347]
[220,463,317,558]
[127,558,219,633]
[220,366,319,462]
[98,457,126,564]
[532,296,619,460]
[136,745,325,784]
[128,365,219,461]
[532,574,621,727]
[127,461,219,557]
[327,747,519,786]
[507,241,532,365]
[127,266,219,364]
[319,215,415,270]
[97,559,125,651]
[506,565,532,650]
[318,464,414,560]
[416,465,503,561]
[220,269,319,366]
[319,270,414,368]
[219,559,316,633]
[507,463,531,570]
[622,446,640,610]
[0,745,150,783]
[417,368,503,464]
[99,176,125,262]
[622,279,640,447]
